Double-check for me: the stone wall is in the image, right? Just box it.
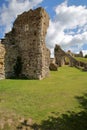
[1,7,50,80]
[50,58,55,64]
[0,41,5,79]
[54,44,67,66]
[54,44,87,69]
[67,50,83,57]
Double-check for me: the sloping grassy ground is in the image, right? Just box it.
[0,66,87,130]
[75,57,87,63]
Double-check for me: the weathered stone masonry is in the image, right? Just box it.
[54,44,87,69]
[0,41,5,79]
[54,45,66,67]
[0,7,50,80]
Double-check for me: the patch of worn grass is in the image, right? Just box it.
[0,66,87,129]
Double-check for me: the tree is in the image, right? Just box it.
[84,54,87,58]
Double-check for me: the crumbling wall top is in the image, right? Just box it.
[13,7,49,27]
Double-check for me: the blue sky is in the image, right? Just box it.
[0,0,87,56]
[41,0,87,18]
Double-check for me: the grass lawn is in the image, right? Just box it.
[75,57,87,63]
[0,66,87,130]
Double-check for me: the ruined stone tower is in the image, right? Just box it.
[1,7,50,80]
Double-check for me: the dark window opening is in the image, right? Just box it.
[13,56,22,78]
[34,31,37,36]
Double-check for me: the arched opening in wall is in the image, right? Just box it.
[61,56,70,66]
[61,57,66,66]
[13,56,22,78]
[64,56,70,65]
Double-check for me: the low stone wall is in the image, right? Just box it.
[49,63,58,71]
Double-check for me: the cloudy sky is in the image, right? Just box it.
[0,0,87,56]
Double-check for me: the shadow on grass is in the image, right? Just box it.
[17,93,87,130]
[31,93,87,130]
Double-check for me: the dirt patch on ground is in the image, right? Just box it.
[0,111,36,130]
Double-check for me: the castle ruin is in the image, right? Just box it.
[67,50,83,57]
[54,44,87,69]
[0,7,50,80]
[54,45,67,67]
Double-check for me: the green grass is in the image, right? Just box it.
[0,66,87,129]
[75,57,87,63]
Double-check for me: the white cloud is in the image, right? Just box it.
[1,0,87,57]
[82,50,87,56]
[0,0,43,34]
[46,1,87,56]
